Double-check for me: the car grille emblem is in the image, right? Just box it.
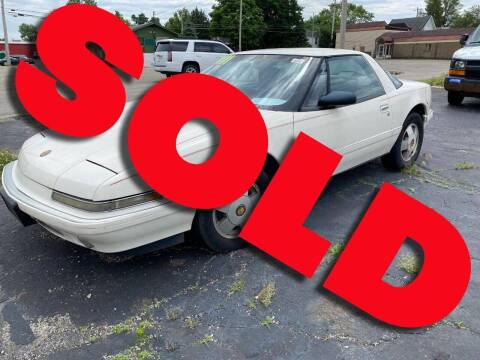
[40,150,52,157]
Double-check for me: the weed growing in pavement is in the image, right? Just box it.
[328,243,345,258]
[198,334,215,346]
[228,280,245,296]
[455,162,475,170]
[166,306,183,321]
[0,149,16,174]
[256,282,276,307]
[261,315,278,328]
[398,255,421,274]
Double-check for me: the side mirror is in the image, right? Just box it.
[318,91,357,107]
[460,34,469,46]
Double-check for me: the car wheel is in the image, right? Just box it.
[448,91,464,106]
[382,112,424,171]
[183,64,200,74]
[192,171,270,253]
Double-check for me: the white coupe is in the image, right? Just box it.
[1,49,433,254]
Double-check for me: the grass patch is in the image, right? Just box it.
[422,73,446,87]
[113,322,132,335]
[0,149,16,175]
[455,162,475,171]
[165,340,179,352]
[165,306,182,321]
[398,255,421,274]
[261,315,278,328]
[328,243,345,258]
[401,165,421,177]
[135,321,152,339]
[198,334,214,346]
[256,282,276,307]
[228,280,245,296]
[184,315,199,330]
[245,299,257,310]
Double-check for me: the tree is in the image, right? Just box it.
[19,24,38,42]
[305,3,374,48]
[131,13,149,25]
[115,11,131,26]
[165,8,193,37]
[450,5,480,28]
[190,8,211,39]
[66,0,97,5]
[426,0,462,27]
[210,0,266,51]
[255,0,308,48]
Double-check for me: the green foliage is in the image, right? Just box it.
[422,73,446,86]
[18,24,38,42]
[131,13,149,26]
[256,0,309,48]
[115,11,132,26]
[450,6,480,28]
[0,150,16,175]
[425,0,462,27]
[305,3,374,48]
[165,8,210,39]
[256,281,276,307]
[210,0,266,51]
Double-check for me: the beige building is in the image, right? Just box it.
[376,28,475,60]
[335,21,408,56]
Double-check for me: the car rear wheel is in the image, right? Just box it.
[192,171,270,253]
[448,91,464,106]
[382,112,424,171]
[183,63,200,74]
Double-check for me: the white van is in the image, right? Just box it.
[153,39,233,76]
[444,26,480,105]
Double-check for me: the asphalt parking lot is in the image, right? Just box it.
[0,82,479,358]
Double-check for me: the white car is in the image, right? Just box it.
[1,49,433,254]
[153,39,233,75]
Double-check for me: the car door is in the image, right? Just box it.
[194,42,221,71]
[293,55,391,174]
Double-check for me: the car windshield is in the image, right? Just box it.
[467,26,480,45]
[205,54,314,110]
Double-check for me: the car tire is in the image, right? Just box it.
[182,63,200,74]
[191,171,270,253]
[382,112,424,171]
[448,91,464,106]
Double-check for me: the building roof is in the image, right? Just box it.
[389,16,433,31]
[378,27,475,43]
[346,21,387,30]
[240,48,363,57]
[131,21,178,37]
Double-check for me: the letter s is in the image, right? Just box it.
[15,5,143,137]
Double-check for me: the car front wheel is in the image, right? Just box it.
[448,91,464,106]
[192,171,270,253]
[382,112,424,171]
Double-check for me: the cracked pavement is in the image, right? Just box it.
[0,89,479,359]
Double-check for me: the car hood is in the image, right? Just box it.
[453,46,480,60]
[18,102,284,200]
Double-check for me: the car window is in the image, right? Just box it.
[170,42,189,52]
[194,42,214,53]
[212,43,230,54]
[303,60,328,108]
[156,42,170,52]
[328,55,385,102]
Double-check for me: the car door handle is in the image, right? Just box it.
[380,104,390,111]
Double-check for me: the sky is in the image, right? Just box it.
[1,0,478,40]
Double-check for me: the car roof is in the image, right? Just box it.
[238,48,364,57]
[159,39,226,44]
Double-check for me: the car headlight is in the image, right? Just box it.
[452,60,465,69]
[52,191,164,212]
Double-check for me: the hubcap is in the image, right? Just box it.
[213,184,261,239]
[185,67,197,73]
[400,123,419,162]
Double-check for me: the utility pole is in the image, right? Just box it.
[1,0,11,66]
[339,0,347,49]
[239,0,243,52]
[330,0,337,47]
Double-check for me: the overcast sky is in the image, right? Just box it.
[1,0,477,40]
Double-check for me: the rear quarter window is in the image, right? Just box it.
[170,42,189,52]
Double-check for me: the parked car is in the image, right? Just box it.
[153,39,233,76]
[444,25,480,105]
[0,55,35,66]
[1,49,433,255]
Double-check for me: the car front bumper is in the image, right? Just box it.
[444,76,480,97]
[1,162,194,253]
